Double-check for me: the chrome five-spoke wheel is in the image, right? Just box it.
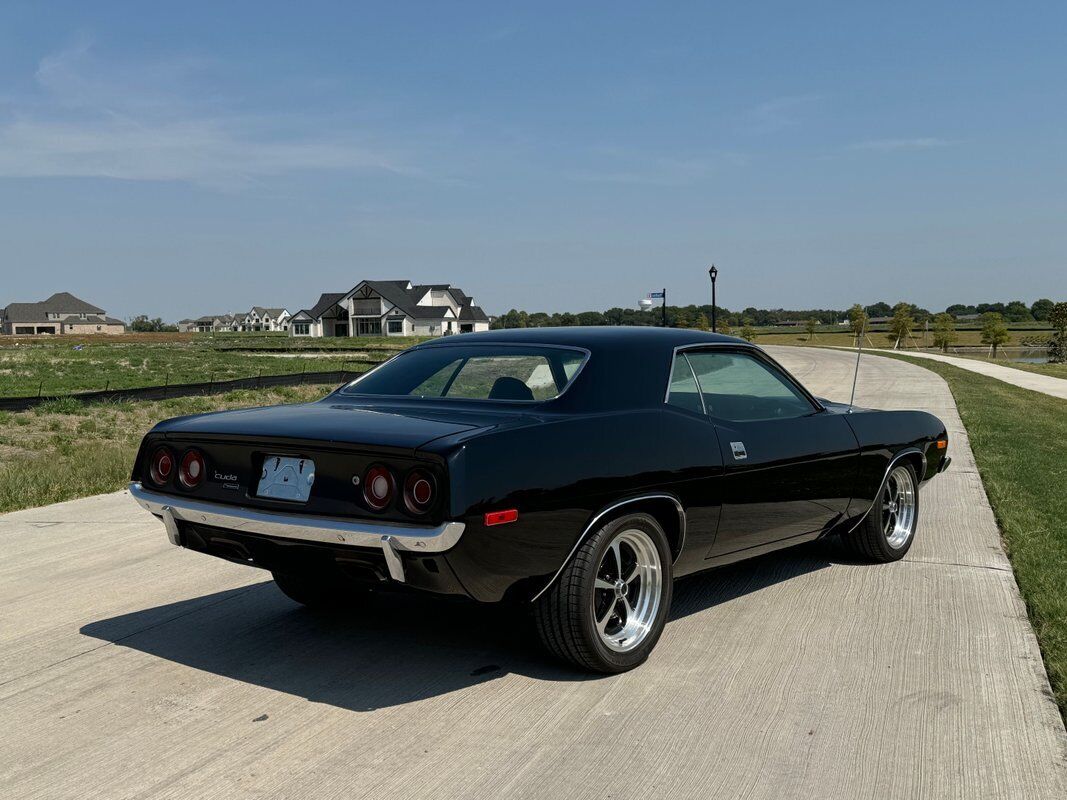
[533,512,673,673]
[882,465,917,549]
[840,460,920,562]
[592,528,663,653]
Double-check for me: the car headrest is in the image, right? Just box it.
[488,376,535,401]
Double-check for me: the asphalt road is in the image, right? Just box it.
[1,346,1065,799]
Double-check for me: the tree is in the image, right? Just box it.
[847,304,868,337]
[888,302,916,347]
[980,312,1010,357]
[129,315,177,333]
[1031,298,1055,321]
[1003,300,1033,322]
[931,312,957,353]
[804,318,818,340]
[715,319,732,335]
[865,301,892,318]
[1048,302,1067,363]
[694,313,710,331]
[740,321,756,342]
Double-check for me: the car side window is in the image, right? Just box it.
[681,351,816,421]
[666,355,705,414]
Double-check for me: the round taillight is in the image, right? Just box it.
[178,449,205,489]
[403,469,437,515]
[363,465,395,511]
[149,447,174,486]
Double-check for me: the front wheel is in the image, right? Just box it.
[841,463,919,562]
[533,513,673,673]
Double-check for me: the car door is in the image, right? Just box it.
[677,348,860,559]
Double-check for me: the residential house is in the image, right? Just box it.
[289,280,489,338]
[187,307,291,332]
[242,307,291,332]
[0,292,126,336]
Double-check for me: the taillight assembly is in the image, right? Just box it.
[363,465,395,511]
[403,469,437,515]
[148,446,175,486]
[178,449,206,489]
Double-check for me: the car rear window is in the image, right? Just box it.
[341,345,588,402]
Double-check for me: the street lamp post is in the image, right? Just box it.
[708,265,718,332]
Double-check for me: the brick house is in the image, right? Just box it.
[0,292,126,336]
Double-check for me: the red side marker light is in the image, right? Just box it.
[484,509,518,527]
[936,439,947,450]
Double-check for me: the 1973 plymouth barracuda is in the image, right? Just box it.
[131,328,950,673]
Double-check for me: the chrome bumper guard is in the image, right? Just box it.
[128,482,465,584]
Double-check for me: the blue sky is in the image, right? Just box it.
[1,1,1065,320]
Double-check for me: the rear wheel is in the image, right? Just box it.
[271,570,365,609]
[533,513,673,673]
[841,463,919,562]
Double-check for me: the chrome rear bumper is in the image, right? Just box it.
[128,482,465,583]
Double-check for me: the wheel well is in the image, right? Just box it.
[600,497,685,562]
[898,451,926,483]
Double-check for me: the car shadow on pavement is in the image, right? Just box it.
[80,539,839,712]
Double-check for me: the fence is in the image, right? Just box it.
[0,369,359,413]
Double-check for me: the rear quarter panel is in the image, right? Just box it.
[428,407,723,602]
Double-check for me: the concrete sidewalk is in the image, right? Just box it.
[835,346,1067,400]
[0,347,1064,799]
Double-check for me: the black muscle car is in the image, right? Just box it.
[130,328,950,673]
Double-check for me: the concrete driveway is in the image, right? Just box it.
[1,346,1065,799]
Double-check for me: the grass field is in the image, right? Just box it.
[0,384,334,513]
[752,326,1051,349]
[884,353,1067,717]
[0,333,425,398]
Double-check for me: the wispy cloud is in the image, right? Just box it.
[745,94,823,134]
[0,40,412,189]
[849,137,955,152]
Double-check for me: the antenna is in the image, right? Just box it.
[848,316,867,413]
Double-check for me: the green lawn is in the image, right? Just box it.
[886,353,1067,717]
[0,384,335,513]
[752,327,1050,350]
[0,334,425,398]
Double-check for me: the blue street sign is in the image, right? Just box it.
[649,292,665,299]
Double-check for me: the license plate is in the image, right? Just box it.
[256,456,316,502]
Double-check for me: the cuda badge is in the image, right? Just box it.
[730,441,747,460]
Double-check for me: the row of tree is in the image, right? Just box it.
[846,301,1067,359]
[491,297,1062,333]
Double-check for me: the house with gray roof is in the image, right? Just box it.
[0,292,126,336]
[184,307,291,333]
[288,280,489,338]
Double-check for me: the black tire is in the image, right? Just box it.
[840,462,919,562]
[271,570,365,609]
[533,513,673,673]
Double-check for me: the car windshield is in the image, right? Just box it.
[340,345,588,402]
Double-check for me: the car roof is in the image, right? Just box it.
[409,326,754,412]
[413,326,745,352]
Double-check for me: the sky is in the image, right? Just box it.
[1,1,1065,321]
